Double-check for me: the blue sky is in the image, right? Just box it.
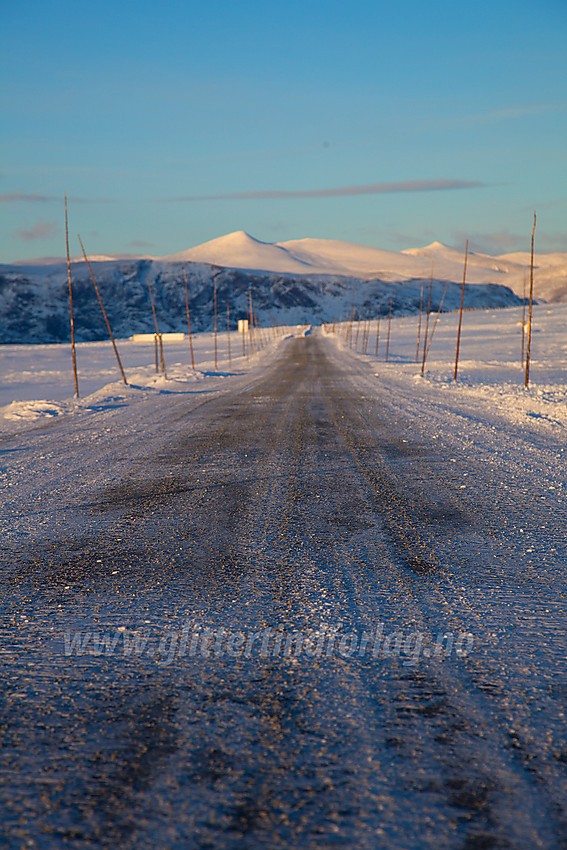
[1,0,566,262]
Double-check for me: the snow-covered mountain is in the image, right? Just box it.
[1,249,521,345]
[161,231,567,302]
[11,230,567,344]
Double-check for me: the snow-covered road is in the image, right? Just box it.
[1,330,565,849]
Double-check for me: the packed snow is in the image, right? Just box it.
[1,303,566,444]
[1,306,565,848]
[0,326,301,430]
[326,302,567,436]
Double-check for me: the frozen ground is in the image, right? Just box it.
[330,301,567,435]
[0,327,292,427]
[0,306,565,848]
[2,304,565,433]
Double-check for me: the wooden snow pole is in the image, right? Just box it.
[521,272,527,367]
[347,307,355,346]
[184,270,195,369]
[78,235,127,385]
[385,296,393,362]
[424,281,449,363]
[374,299,382,358]
[453,239,468,381]
[420,272,433,377]
[524,212,537,388]
[147,278,167,378]
[354,310,361,350]
[227,302,232,366]
[64,194,79,397]
[362,311,371,354]
[415,279,424,363]
[213,272,218,371]
[248,290,256,355]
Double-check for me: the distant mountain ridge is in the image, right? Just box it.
[10,230,567,302]
[159,231,567,302]
[1,251,521,346]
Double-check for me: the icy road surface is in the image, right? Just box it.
[1,332,565,849]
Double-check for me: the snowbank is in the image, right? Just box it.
[0,326,305,432]
[326,303,567,437]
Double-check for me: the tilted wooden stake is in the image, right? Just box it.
[227,302,232,366]
[525,212,537,388]
[78,235,127,385]
[354,310,361,350]
[362,311,371,354]
[147,278,167,378]
[184,270,195,369]
[453,240,469,381]
[64,195,79,397]
[415,279,424,363]
[385,297,393,362]
[424,281,449,362]
[248,290,256,355]
[346,306,355,346]
[521,272,527,366]
[374,299,382,358]
[213,273,218,371]
[421,271,433,377]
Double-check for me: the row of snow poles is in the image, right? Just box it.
[64,197,282,396]
[336,266,450,374]
[145,274,271,378]
[343,298,391,359]
[451,220,537,386]
[340,275,450,369]
[146,276,272,378]
[65,195,127,398]
[148,269,276,378]
[331,219,537,385]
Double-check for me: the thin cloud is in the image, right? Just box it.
[1,193,113,204]
[1,193,54,203]
[168,179,486,202]
[14,221,58,242]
